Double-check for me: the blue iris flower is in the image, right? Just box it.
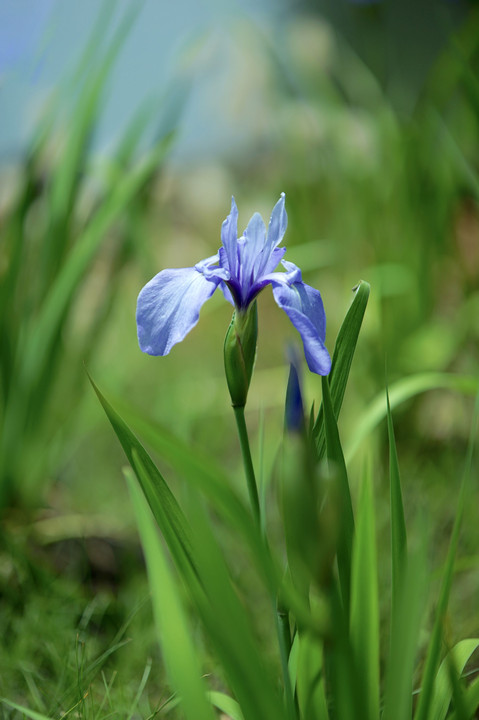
[136,193,331,376]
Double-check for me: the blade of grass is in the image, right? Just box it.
[295,632,329,720]
[23,135,172,390]
[321,375,354,613]
[125,466,216,720]
[208,692,244,720]
[313,280,370,460]
[386,388,408,623]
[382,539,428,720]
[452,675,479,720]
[89,374,197,586]
[430,639,479,720]
[46,3,142,279]
[346,373,479,464]
[94,379,288,720]
[115,398,282,603]
[350,467,379,720]
[0,700,53,720]
[446,649,470,720]
[184,491,289,720]
[414,393,479,720]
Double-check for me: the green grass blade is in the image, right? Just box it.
[114,400,280,600]
[22,136,172,390]
[313,280,370,460]
[346,373,479,464]
[295,632,329,720]
[386,388,408,621]
[414,394,479,720]
[0,700,53,720]
[453,676,479,720]
[184,495,288,720]
[350,468,379,720]
[446,650,470,720]
[382,540,428,720]
[47,4,141,264]
[93,378,286,720]
[321,374,354,612]
[88,374,197,585]
[208,692,244,720]
[326,584,363,720]
[125,467,216,720]
[430,639,479,720]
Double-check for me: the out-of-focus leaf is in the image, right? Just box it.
[321,375,354,612]
[414,394,479,720]
[126,465,215,720]
[208,692,244,720]
[0,700,53,720]
[346,373,479,464]
[184,495,289,720]
[382,542,428,720]
[350,469,379,720]
[89,374,197,585]
[387,389,407,620]
[430,639,479,720]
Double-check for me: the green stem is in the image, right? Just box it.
[233,405,260,524]
[233,405,297,717]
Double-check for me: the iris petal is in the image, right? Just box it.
[242,212,267,290]
[219,280,235,306]
[220,198,239,276]
[137,267,221,356]
[271,278,331,375]
[267,192,287,250]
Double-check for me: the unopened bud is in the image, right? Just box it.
[224,301,258,407]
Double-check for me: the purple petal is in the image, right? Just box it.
[256,246,286,280]
[241,211,267,288]
[219,280,235,306]
[196,253,229,281]
[271,278,331,375]
[221,198,239,276]
[267,192,287,249]
[137,267,221,356]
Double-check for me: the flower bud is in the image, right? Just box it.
[284,346,305,434]
[224,301,258,407]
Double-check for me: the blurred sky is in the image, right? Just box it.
[0,0,469,166]
[0,0,289,164]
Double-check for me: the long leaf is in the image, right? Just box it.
[430,639,479,720]
[184,494,288,720]
[414,394,479,720]
[89,374,197,585]
[382,541,428,720]
[350,468,379,720]
[113,398,281,602]
[321,374,354,612]
[346,373,479,464]
[387,388,408,622]
[126,466,216,720]
[0,700,53,720]
[313,280,370,460]
[93,377,286,720]
[452,676,479,720]
[208,692,244,720]
[22,135,171,389]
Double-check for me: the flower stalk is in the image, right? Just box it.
[233,405,260,524]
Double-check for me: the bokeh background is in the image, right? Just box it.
[1,0,478,713]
